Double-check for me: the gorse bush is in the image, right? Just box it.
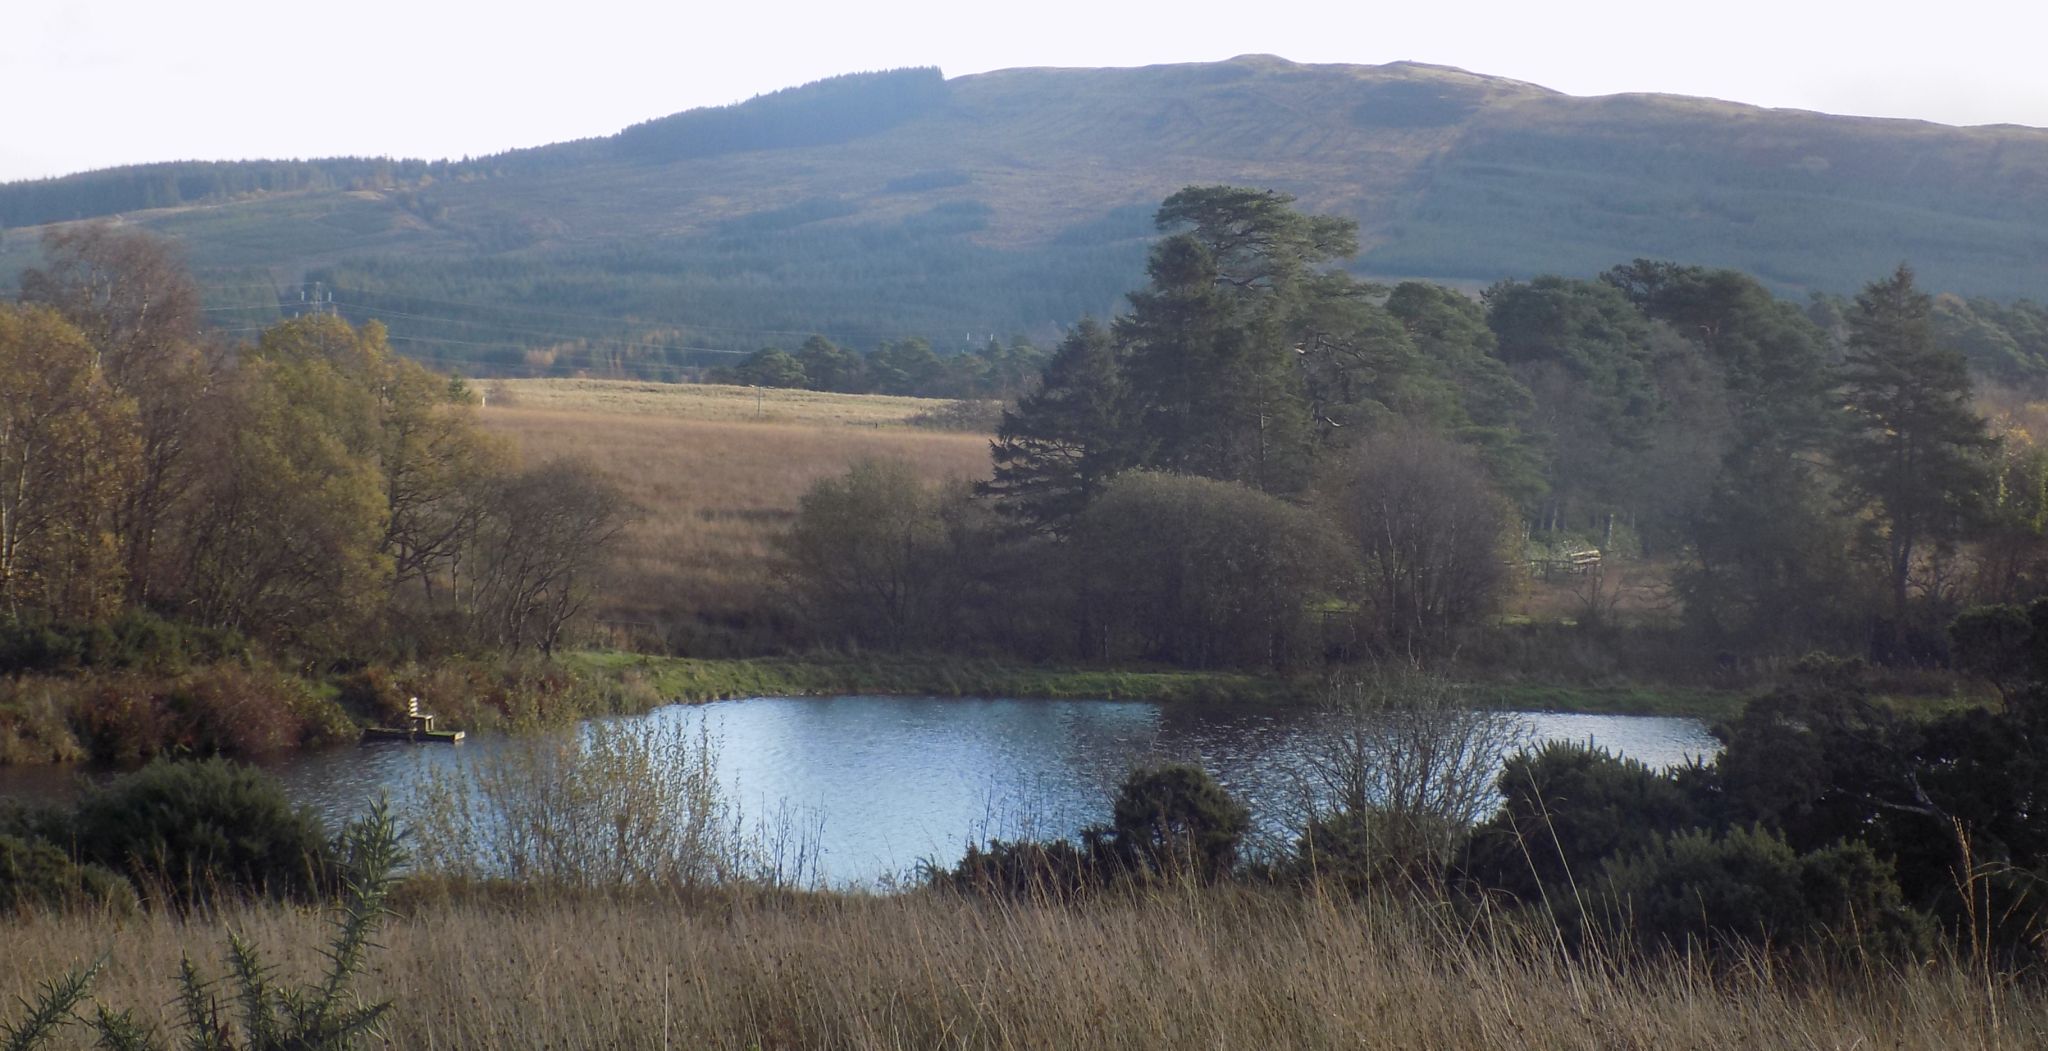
[1108,764,1250,884]
[0,834,133,915]
[938,837,1109,903]
[1,802,405,1051]
[1462,740,1704,903]
[936,763,1251,897]
[69,759,330,908]
[1589,826,1932,960]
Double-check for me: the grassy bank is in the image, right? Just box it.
[567,651,1305,706]
[567,651,1758,719]
[5,884,2041,1050]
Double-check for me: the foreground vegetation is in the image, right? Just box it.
[7,885,2043,1050]
[6,666,2048,1048]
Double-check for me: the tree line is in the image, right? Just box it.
[0,226,626,661]
[779,186,2032,669]
[709,334,1048,400]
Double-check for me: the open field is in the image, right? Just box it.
[4,887,2041,1050]
[480,379,993,650]
[482,378,964,426]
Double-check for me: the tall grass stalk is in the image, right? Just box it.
[6,883,2045,1049]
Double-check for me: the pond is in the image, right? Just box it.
[0,695,1720,887]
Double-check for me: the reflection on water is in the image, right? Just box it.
[0,696,1720,886]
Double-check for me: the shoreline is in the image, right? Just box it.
[5,648,1894,770]
[569,651,1755,721]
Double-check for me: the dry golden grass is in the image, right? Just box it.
[483,378,961,426]
[478,382,992,647]
[5,888,2043,1050]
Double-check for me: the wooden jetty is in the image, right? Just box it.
[361,697,466,744]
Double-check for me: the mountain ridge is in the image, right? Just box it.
[2,57,2043,373]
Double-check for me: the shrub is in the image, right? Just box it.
[1109,764,1250,883]
[1294,807,1459,894]
[336,665,417,727]
[0,833,134,914]
[69,758,329,907]
[1070,473,1356,669]
[68,673,178,764]
[1712,688,1908,852]
[1338,425,1519,652]
[1461,740,1703,902]
[0,610,248,676]
[169,663,319,756]
[0,679,86,764]
[776,460,987,652]
[391,656,599,731]
[1,802,404,1050]
[65,664,352,763]
[1591,826,1932,960]
[407,721,811,889]
[937,835,1110,902]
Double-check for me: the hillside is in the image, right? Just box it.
[3,56,2045,375]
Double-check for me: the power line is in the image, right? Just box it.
[329,299,736,355]
[277,283,942,345]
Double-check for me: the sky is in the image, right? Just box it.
[5,0,2046,183]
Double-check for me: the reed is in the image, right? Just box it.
[5,884,2043,1049]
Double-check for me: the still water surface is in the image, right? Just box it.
[0,696,1719,886]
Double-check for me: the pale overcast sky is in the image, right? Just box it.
[4,0,2044,183]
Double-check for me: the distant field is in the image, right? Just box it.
[480,380,992,651]
[482,378,960,426]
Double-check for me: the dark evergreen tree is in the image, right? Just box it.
[1383,282,1543,506]
[1606,261,1851,646]
[722,347,807,388]
[981,320,1127,534]
[866,338,943,395]
[1483,276,1659,535]
[1115,186,1381,495]
[1837,265,1996,651]
[794,335,865,393]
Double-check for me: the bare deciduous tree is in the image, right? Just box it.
[1340,425,1518,652]
[1289,668,1529,890]
[462,460,631,655]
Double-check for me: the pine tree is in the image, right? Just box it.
[981,320,1127,533]
[1838,265,1995,649]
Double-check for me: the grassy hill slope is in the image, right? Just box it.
[3,57,2044,374]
